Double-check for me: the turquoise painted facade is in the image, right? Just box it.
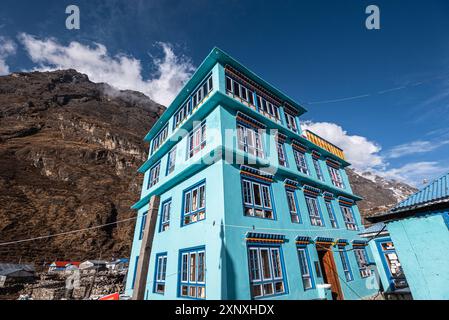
[359,223,409,294]
[369,173,449,300]
[125,48,378,300]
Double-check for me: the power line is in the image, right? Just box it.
[0,217,138,247]
[306,71,449,105]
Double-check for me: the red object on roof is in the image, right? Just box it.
[51,261,81,267]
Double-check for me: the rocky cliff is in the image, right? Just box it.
[0,70,164,264]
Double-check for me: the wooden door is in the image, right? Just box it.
[317,246,344,300]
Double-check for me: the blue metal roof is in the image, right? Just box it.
[358,223,387,236]
[391,172,449,212]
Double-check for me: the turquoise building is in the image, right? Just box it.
[369,173,449,300]
[359,223,410,298]
[125,48,378,300]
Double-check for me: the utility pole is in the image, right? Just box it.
[132,195,160,300]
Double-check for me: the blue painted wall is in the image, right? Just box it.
[386,211,449,300]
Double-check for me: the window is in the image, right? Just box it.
[160,200,171,232]
[182,182,206,226]
[151,125,168,155]
[294,150,309,175]
[139,211,148,240]
[148,162,161,189]
[166,146,177,175]
[174,100,191,129]
[226,76,255,108]
[286,190,300,223]
[257,96,281,122]
[340,205,358,231]
[187,121,206,158]
[297,246,314,290]
[325,201,338,228]
[277,143,288,167]
[154,253,167,294]
[237,123,265,158]
[339,249,354,281]
[247,246,286,298]
[241,178,274,219]
[179,248,206,299]
[285,112,298,132]
[328,166,345,188]
[305,196,324,227]
[313,159,324,181]
[354,248,371,278]
[174,75,213,129]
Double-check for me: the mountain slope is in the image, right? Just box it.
[0,70,164,263]
[347,169,417,223]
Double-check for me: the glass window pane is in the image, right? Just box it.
[253,183,262,206]
[260,249,272,280]
[189,253,196,282]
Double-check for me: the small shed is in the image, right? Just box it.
[0,264,35,287]
[79,260,107,271]
[106,258,129,271]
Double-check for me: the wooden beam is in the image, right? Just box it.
[132,195,160,300]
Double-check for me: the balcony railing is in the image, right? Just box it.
[305,130,345,160]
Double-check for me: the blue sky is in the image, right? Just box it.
[1,0,448,186]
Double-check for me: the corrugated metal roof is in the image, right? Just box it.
[358,223,387,236]
[0,263,35,276]
[391,172,449,212]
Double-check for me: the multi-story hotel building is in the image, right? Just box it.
[125,48,377,300]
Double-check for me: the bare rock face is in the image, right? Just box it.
[0,70,164,264]
[346,169,418,224]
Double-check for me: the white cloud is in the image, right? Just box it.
[380,161,448,187]
[0,36,17,75]
[18,33,195,106]
[301,121,384,171]
[301,121,448,187]
[385,139,449,159]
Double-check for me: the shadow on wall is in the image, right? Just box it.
[220,220,237,299]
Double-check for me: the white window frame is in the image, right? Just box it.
[339,249,354,282]
[166,146,177,175]
[160,200,171,232]
[313,159,324,181]
[325,200,338,228]
[241,178,274,219]
[179,249,206,299]
[237,123,265,158]
[247,246,286,298]
[151,125,168,155]
[155,254,167,294]
[183,182,206,226]
[305,196,324,227]
[148,162,161,188]
[277,142,288,167]
[285,112,298,132]
[286,190,300,223]
[294,150,309,175]
[187,121,206,158]
[354,248,371,278]
[340,205,358,231]
[297,247,313,290]
[328,166,345,188]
